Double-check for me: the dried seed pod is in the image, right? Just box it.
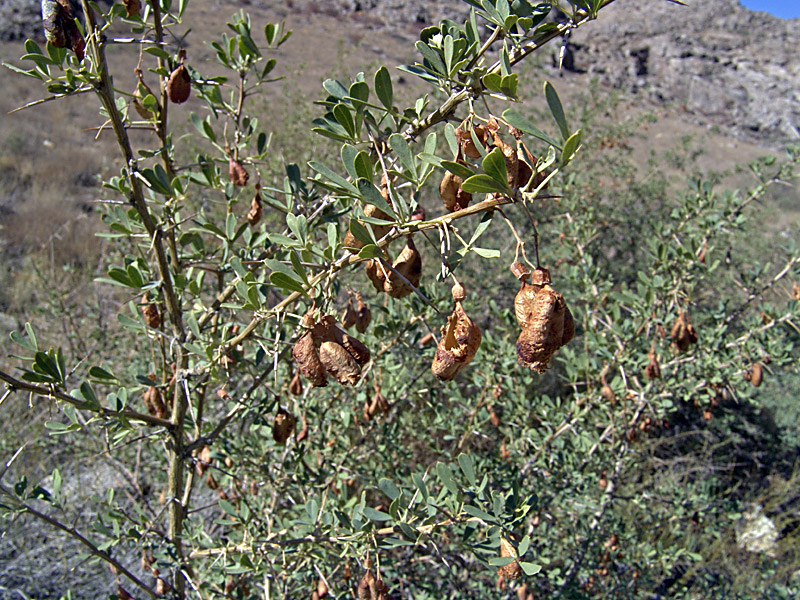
[205,472,218,490]
[288,372,303,396]
[319,341,361,385]
[42,0,84,59]
[493,135,519,189]
[117,586,134,600]
[601,384,616,404]
[342,295,358,329]
[143,381,168,419]
[354,293,371,334]
[292,326,328,388]
[671,312,697,352]
[247,191,263,226]
[272,408,296,444]
[432,284,482,381]
[792,282,800,300]
[196,445,212,475]
[439,170,472,212]
[317,579,329,598]
[228,157,249,187]
[365,259,387,292]
[411,205,426,221]
[122,0,140,18]
[515,282,572,373]
[497,537,522,580]
[140,294,161,329]
[750,362,763,387]
[644,351,661,380]
[489,407,501,427]
[456,123,490,159]
[510,261,531,282]
[167,63,191,104]
[343,203,393,252]
[384,236,422,298]
[419,332,435,347]
[321,315,371,366]
[296,415,309,442]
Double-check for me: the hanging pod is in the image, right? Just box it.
[384,236,422,298]
[431,283,482,381]
[272,408,296,444]
[291,312,328,388]
[166,52,192,104]
[514,267,574,373]
[293,314,370,387]
[439,168,472,212]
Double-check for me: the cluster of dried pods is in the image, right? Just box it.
[132,52,191,121]
[292,313,371,386]
[356,562,389,600]
[440,117,546,212]
[512,264,574,373]
[431,282,482,381]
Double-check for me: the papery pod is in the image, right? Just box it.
[321,315,370,366]
[645,350,661,380]
[365,259,387,292]
[228,157,249,187]
[671,311,697,352]
[601,383,616,404]
[319,341,361,385]
[273,408,296,444]
[439,170,472,212]
[195,445,212,476]
[288,372,303,396]
[431,284,482,381]
[792,282,800,300]
[516,284,570,373]
[247,191,263,226]
[122,0,140,18]
[384,236,422,298]
[143,382,168,419]
[493,135,519,189]
[140,294,161,328]
[342,295,358,329]
[42,0,84,59]
[132,69,159,120]
[456,122,490,159]
[750,362,763,387]
[497,537,522,580]
[167,63,191,104]
[354,292,371,333]
[292,325,328,388]
[343,203,393,251]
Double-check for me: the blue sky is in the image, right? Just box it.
[739,1,800,19]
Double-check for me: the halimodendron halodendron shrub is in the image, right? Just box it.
[1,0,799,598]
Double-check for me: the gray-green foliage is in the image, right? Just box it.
[1,0,799,598]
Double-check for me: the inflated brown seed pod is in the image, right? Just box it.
[750,362,763,387]
[122,0,140,17]
[140,294,161,329]
[456,123,490,159]
[228,157,249,187]
[343,203,393,251]
[601,384,616,404]
[295,415,309,442]
[671,312,697,352]
[792,282,800,300]
[365,259,387,292]
[493,135,519,189]
[321,315,371,366]
[384,236,422,298]
[319,341,361,385]
[431,284,482,381]
[143,381,168,419]
[510,261,532,282]
[289,372,303,396]
[411,205,426,221]
[497,537,522,580]
[167,63,191,104]
[354,293,371,334]
[439,170,472,212]
[317,579,329,598]
[419,332,435,347]
[117,586,134,600]
[196,445,212,475]
[247,191,263,226]
[292,323,328,388]
[273,408,296,444]
[645,350,661,380]
[42,0,84,59]
[342,295,358,329]
[515,280,572,373]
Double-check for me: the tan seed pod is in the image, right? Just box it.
[321,315,371,366]
[644,351,661,380]
[292,329,328,387]
[510,261,531,282]
[516,284,571,373]
[205,472,218,490]
[384,236,422,298]
[196,445,212,476]
[228,157,249,187]
[288,372,303,396]
[365,259,387,293]
[167,63,191,104]
[792,282,800,300]
[456,123,490,159]
[156,577,170,595]
[357,569,376,600]
[431,293,482,381]
[117,586,134,600]
[489,407,501,427]
[140,294,161,329]
[343,204,393,252]
[273,408,296,444]
[132,69,159,120]
[419,332,435,347]
[671,312,697,352]
[247,191,263,226]
[354,293,371,334]
[143,383,168,419]
[411,205,426,221]
[122,0,140,17]
[493,135,519,189]
[497,537,522,580]
[295,415,309,442]
[439,170,472,212]
[342,296,358,329]
[317,579,329,598]
[750,362,763,387]
[319,341,361,385]
[601,384,616,405]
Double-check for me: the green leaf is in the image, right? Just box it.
[463,504,496,523]
[379,478,401,501]
[544,81,570,140]
[308,161,359,195]
[353,151,373,182]
[322,78,348,99]
[347,219,375,247]
[444,123,459,157]
[482,148,508,187]
[358,244,383,259]
[460,174,508,195]
[357,178,396,220]
[89,366,116,380]
[411,472,428,501]
[441,160,475,180]
[374,66,393,110]
[482,72,503,93]
[341,144,359,181]
[561,129,582,165]
[501,108,561,149]
[363,506,392,522]
[520,562,542,576]
[388,133,417,181]
[458,454,476,486]
[269,272,306,295]
[437,462,460,495]
[333,103,356,139]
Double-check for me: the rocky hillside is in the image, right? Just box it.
[3,0,798,145]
